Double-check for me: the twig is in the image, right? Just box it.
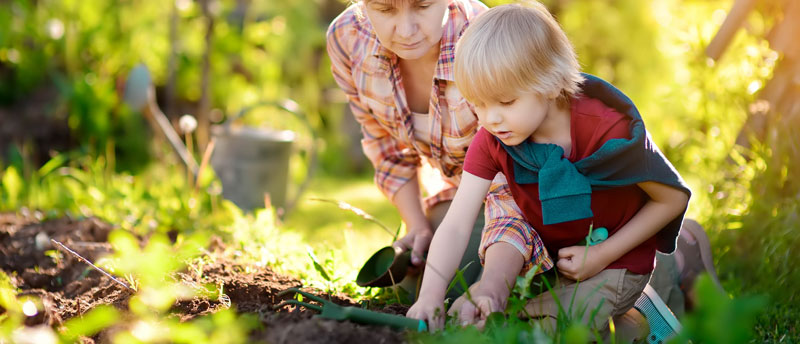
[50,239,135,292]
[310,198,395,238]
[66,241,112,249]
[195,137,217,190]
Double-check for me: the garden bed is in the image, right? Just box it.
[0,212,406,343]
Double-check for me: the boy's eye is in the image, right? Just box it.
[417,3,431,9]
[500,99,516,106]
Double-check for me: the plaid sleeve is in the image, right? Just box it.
[480,173,554,274]
[326,18,420,200]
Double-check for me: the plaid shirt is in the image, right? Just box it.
[326,0,553,272]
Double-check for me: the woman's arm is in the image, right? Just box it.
[557,181,690,281]
[391,176,434,266]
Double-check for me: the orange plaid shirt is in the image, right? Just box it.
[326,0,553,272]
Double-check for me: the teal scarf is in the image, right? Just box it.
[499,74,691,253]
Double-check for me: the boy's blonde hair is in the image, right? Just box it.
[454,2,583,107]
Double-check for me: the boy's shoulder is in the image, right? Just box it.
[570,95,632,157]
[572,95,627,122]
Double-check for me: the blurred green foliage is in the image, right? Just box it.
[0,153,317,343]
[0,0,336,172]
[675,275,767,344]
[0,271,24,340]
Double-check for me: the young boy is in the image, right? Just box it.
[406,2,691,334]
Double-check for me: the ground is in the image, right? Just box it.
[0,212,409,343]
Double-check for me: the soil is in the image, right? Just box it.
[0,212,408,343]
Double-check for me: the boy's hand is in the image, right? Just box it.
[556,245,608,281]
[457,291,505,330]
[393,227,433,267]
[407,296,445,331]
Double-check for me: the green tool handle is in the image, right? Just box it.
[341,307,427,332]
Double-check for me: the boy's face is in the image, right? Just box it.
[363,0,448,61]
[472,91,552,146]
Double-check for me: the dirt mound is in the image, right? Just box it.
[0,213,406,343]
[0,211,127,324]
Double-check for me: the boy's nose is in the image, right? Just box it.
[485,108,503,124]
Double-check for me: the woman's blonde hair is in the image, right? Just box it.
[454,2,583,107]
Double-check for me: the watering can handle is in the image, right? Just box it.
[222,99,318,214]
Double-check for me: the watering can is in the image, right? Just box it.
[210,100,317,213]
[123,64,316,213]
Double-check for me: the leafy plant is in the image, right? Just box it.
[0,271,23,342]
[59,305,121,343]
[674,274,767,344]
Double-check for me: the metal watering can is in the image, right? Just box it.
[123,64,316,214]
[210,100,317,213]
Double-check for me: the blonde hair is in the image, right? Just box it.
[454,2,583,107]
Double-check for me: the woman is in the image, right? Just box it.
[325,0,553,298]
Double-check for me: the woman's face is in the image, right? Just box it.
[363,0,449,60]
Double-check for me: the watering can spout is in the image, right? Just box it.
[123,64,199,178]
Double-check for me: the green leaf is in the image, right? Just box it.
[37,154,68,177]
[562,321,590,344]
[60,305,120,342]
[1,166,23,209]
[394,224,402,242]
[0,270,19,311]
[306,246,331,282]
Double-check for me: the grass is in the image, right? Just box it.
[283,171,402,282]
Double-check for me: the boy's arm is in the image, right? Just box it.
[557,181,689,281]
[407,171,492,329]
[458,241,524,328]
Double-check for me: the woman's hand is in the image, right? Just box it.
[393,227,433,267]
[407,296,446,331]
[556,245,609,281]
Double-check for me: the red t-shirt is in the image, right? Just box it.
[464,95,657,274]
